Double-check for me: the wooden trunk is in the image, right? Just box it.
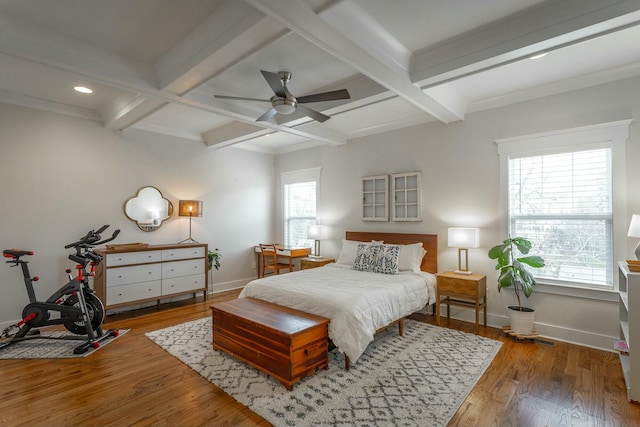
[210,297,329,390]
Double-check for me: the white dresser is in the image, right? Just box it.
[94,243,208,310]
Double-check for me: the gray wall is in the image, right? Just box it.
[0,103,274,326]
[1,74,639,351]
[276,76,640,350]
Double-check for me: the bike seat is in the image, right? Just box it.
[3,249,33,259]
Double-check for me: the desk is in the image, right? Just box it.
[254,245,311,277]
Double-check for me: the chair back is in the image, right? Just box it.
[259,243,285,276]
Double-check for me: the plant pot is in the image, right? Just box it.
[507,305,535,335]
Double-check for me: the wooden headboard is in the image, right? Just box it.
[345,231,438,274]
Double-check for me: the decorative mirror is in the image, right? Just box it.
[124,186,173,232]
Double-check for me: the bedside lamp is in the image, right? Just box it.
[448,227,480,275]
[178,200,202,244]
[307,225,328,258]
[628,215,640,259]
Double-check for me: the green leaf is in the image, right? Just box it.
[517,255,545,268]
[488,244,507,260]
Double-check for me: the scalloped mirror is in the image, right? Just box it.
[124,186,173,232]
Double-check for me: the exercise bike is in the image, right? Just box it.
[0,225,120,354]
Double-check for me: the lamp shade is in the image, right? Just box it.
[307,225,329,240]
[448,227,480,248]
[178,200,203,217]
[629,215,640,238]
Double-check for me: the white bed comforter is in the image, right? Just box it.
[238,263,436,363]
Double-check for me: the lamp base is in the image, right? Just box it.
[635,242,640,260]
[178,237,200,244]
[453,269,473,275]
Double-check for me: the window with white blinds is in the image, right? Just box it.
[283,180,317,248]
[508,148,613,287]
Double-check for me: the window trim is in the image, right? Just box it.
[279,167,322,248]
[495,120,631,293]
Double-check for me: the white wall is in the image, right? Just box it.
[0,103,274,327]
[276,76,640,350]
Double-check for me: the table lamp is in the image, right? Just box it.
[448,227,480,275]
[178,200,202,244]
[628,214,640,259]
[307,225,328,258]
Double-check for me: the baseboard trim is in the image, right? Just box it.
[445,307,617,352]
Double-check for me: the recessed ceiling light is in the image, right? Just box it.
[529,53,548,60]
[73,86,93,94]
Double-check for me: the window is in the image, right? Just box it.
[509,148,612,286]
[496,120,630,290]
[281,168,321,249]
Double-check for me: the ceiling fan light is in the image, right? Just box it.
[272,98,296,115]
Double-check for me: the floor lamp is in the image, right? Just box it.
[178,200,202,244]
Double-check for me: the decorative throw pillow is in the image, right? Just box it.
[398,242,425,272]
[353,243,379,272]
[374,244,400,274]
[337,239,384,265]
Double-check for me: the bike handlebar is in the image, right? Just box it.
[64,226,120,249]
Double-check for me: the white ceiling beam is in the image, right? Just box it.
[155,0,281,94]
[244,0,463,124]
[0,11,347,146]
[412,0,640,88]
[0,88,100,122]
[0,14,157,91]
[100,93,167,130]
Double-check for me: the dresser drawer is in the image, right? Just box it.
[106,250,161,266]
[107,263,162,286]
[162,259,203,279]
[162,274,206,295]
[162,247,205,261]
[107,280,162,305]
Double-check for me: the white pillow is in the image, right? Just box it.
[397,242,426,272]
[336,239,384,265]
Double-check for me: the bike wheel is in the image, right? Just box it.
[62,293,105,335]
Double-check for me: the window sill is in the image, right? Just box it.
[535,281,618,302]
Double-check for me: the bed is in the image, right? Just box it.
[239,231,438,367]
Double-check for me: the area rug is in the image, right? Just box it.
[146,317,502,427]
[0,328,128,359]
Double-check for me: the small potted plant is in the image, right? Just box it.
[488,236,545,335]
[208,248,221,271]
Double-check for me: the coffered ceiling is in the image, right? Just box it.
[0,0,639,153]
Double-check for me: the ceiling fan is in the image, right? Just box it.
[214,70,350,123]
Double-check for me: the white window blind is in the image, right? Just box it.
[283,180,316,248]
[508,148,613,287]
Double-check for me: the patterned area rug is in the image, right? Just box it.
[0,328,127,359]
[146,317,502,427]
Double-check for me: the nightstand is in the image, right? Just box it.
[436,271,487,334]
[300,257,335,270]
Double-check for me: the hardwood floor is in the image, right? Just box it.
[1,289,639,426]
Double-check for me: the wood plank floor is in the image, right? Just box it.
[1,289,639,426]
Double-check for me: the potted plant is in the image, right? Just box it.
[208,248,221,271]
[488,236,545,335]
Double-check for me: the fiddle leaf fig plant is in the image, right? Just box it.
[488,236,545,310]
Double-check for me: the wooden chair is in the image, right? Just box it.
[259,244,289,277]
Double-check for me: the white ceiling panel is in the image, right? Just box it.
[0,0,638,154]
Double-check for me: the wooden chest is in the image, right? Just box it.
[210,297,329,390]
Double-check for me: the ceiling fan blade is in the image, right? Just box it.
[256,108,279,122]
[297,89,350,104]
[260,70,286,98]
[214,95,270,102]
[296,104,330,123]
